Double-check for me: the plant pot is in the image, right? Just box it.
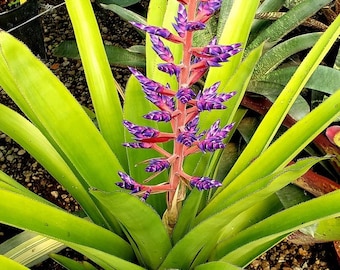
[0,0,46,58]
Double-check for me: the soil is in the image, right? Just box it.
[0,0,339,269]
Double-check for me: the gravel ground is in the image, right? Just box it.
[0,1,339,269]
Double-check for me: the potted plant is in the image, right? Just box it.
[0,0,45,58]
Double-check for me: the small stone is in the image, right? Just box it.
[67,70,76,76]
[6,155,15,162]
[51,191,59,199]
[298,247,308,257]
[17,149,26,156]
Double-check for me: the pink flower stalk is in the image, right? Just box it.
[116,0,241,216]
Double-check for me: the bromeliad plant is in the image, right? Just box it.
[0,0,340,269]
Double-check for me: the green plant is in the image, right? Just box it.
[0,0,340,269]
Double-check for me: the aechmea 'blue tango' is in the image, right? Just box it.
[115,0,241,228]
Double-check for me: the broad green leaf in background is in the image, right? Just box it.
[101,3,147,31]
[249,0,286,43]
[252,32,322,79]
[215,0,233,40]
[147,0,181,90]
[145,0,172,77]
[53,41,146,67]
[247,81,310,120]
[99,0,141,8]
[261,66,340,95]
[246,0,331,53]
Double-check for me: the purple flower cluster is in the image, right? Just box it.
[116,0,241,202]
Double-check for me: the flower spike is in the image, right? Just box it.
[117,1,240,218]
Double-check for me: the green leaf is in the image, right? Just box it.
[219,14,340,193]
[261,66,340,95]
[246,0,331,53]
[161,156,326,269]
[65,0,127,168]
[0,255,29,270]
[290,217,340,244]
[249,0,286,43]
[194,261,242,270]
[334,46,340,70]
[216,0,233,40]
[53,41,146,67]
[205,0,261,89]
[0,31,122,192]
[147,0,181,90]
[0,189,134,261]
[202,87,340,220]
[276,184,313,209]
[99,0,141,8]
[0,104,107,226]
[253,32,322,79]
[91,190,172,269]
[184,44,263,178]
[216,190,340,266]
[172,190,203,244]
[50,254,97,270]
[247,81,310,120]
[63,244,145,270]
[0,231,64,267]
[100,3,147,33]
[193,15,217,47]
